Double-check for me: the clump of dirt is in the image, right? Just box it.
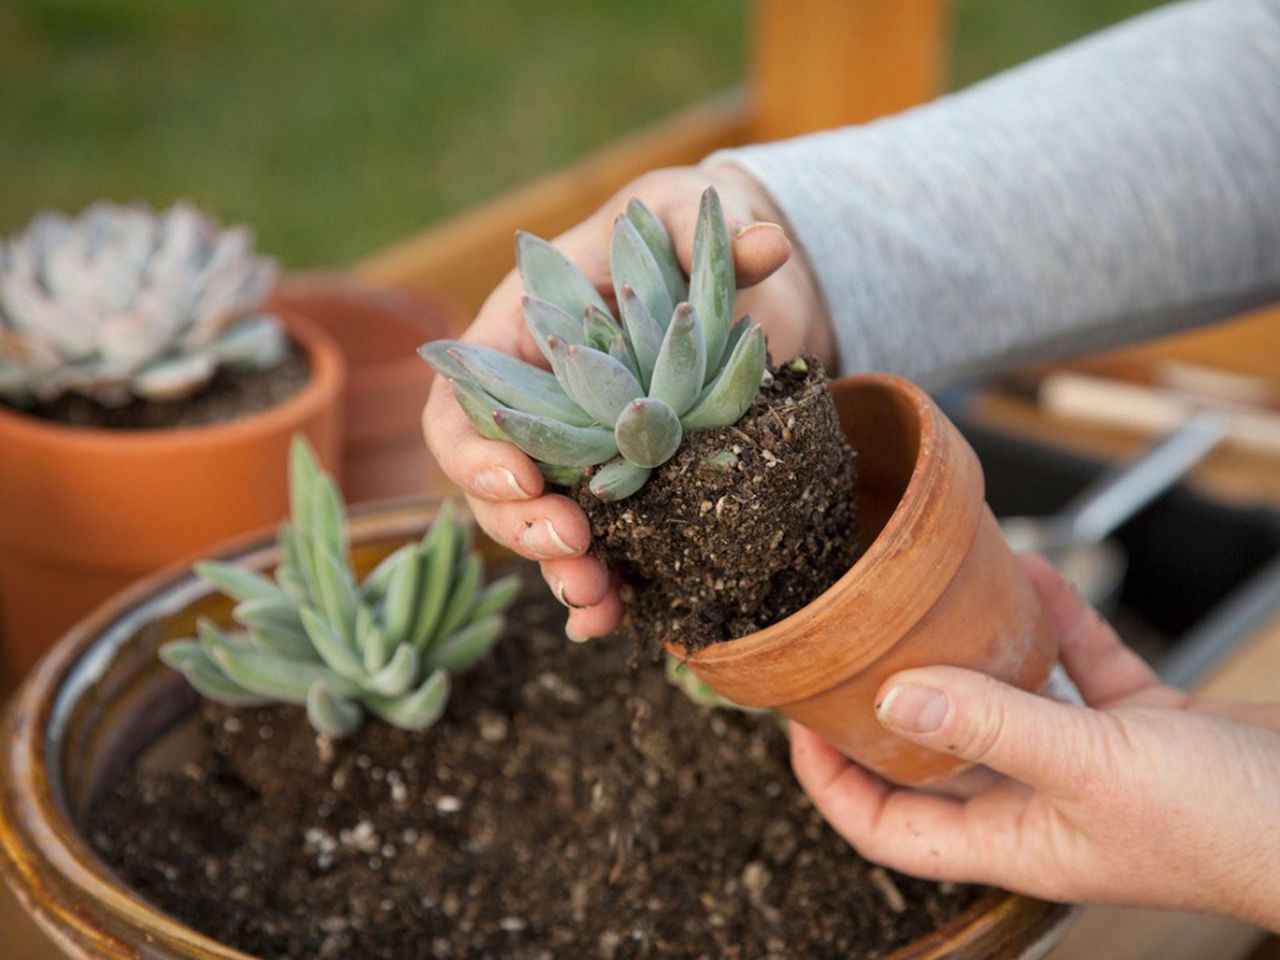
[576,358,860,655]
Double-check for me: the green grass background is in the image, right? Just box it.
[0,0,1163,268]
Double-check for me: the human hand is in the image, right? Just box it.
[422,163,832,640]
[790,553,1280,930]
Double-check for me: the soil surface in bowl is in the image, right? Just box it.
[88,570,979,959]
[575,359,860,656]
[9,345,309,430]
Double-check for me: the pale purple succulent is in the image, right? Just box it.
[0,201,287,407]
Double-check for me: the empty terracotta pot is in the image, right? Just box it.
[0,500,1074,959]
[266,274,460,503]
[0,312,344,684]
[668,373,1059,787]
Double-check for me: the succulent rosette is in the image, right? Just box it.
[0,201,287,407]
[420,187,766,501]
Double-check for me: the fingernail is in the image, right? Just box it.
[474,467,530,501]
[544,573,588,610]
[733,221,786,240]
[565,623,590,644]
[877,685,949,735]
[521,518,577,559]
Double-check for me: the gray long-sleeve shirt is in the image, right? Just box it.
[711,0,1280,390]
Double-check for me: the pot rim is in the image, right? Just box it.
[668,372,984,698]
[0,499,1067,959]
[0,309,345,452]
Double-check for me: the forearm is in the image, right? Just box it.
[710,0,1280,389]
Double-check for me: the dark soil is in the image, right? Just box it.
[10,346,309,430]
[89,571,981,960]
[575,358,860,655]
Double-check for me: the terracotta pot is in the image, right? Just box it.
[669,373,1059,787]
[0,500,1073,959]
[0,312,344,684]
[265,274,460,503]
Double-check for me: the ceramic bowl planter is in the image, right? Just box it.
[670,373,1059,787]
[265,274,460,503]
[0,313,344,682]
[0,500,1072,960]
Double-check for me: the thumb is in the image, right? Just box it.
[875,666,1105,795]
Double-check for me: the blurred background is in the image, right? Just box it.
[0,0,1161,267]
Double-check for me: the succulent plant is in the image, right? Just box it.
[0,201,288,408]
[160,438,519,737]
[419,188,766,501]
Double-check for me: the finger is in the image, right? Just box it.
[1192,701,1280,731]
[1019,553,1169,707]
[731,222,792,287]
[790,724,999,882]
[565,583,624,641]
[422,379,544,502]
[541,554,610,609]
[463,493,591,562]
[875,665,1109,797]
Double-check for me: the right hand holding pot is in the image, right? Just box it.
[790,554,1280,930]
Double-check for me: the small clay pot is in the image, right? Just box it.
[0,501,1073,959]
[668,373,1058,786]
[0,312,344,684]
[266,274,460,503]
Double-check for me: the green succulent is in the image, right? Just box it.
[419,188,766,501]
[160,438,519,737]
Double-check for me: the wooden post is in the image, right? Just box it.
[752,0,949,142]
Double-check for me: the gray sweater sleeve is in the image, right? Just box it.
[710,0,1280,390]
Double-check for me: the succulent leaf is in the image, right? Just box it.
[515,231,611,321]
[648,303,707,416]
[589,458,652,501]
[625,198,687,304]
[427,341,593,427]
[306,682,362,738]
[160,641,270,707]
[538,462,589,486]
[562,344,643,425]
[194,561,285,604]
[469,575,522,620]
[492,408,619,467]
[233,597,309,649]
[429,616,504,674]
[610,216,674,334]
[365,644,419,698]
[357,602,392,674]
[207,635,360,704]
[617,285,664,389]
[607,334,642,385]
[583,304,621,353]
[522,296,582,364]
[300,605,365,681]
[367,669,450,732]
[431,553,482,650]
[689,188,735,377]
[380,546,422,647]
[447,378,511,442]
[407,510,457,650]
[681,324,766,432]
[615,397,683,468]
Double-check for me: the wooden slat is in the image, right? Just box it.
[752,0,948,141]
[354,92,752,319]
